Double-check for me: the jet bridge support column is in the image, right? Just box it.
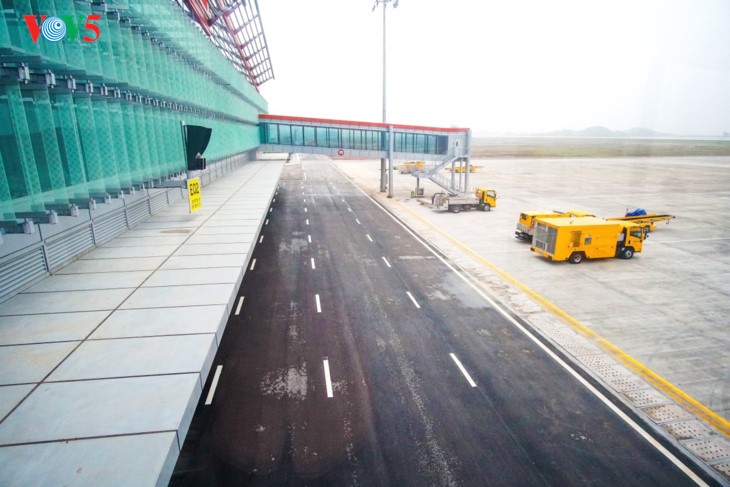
[464,129,472,193]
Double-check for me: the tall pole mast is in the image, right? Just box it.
[374,0,398,194]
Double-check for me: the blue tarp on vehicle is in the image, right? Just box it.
[626,208,647,217]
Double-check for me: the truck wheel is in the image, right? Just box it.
[451,205,461,213]
[643,225,651,235]
[623,247,634,259]
[569,252,584,264]
[485,203,491,212]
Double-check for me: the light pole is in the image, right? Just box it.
[373,0,398,195]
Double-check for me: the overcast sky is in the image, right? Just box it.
[257,0,730,136]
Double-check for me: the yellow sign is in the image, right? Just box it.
[187,177,202,213]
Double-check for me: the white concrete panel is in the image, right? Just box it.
[24,272,151,293]
[186,234,254,244]
[90,305,227,341]
[101,236,189,247]
[81,245,180,259]
[49,335,216,382]
[116,229,194,238]
[0,432,178,487]
[56,257,166,274]
[134,221,201,230]
[0,289,135,316]
[121,283,236,309]
[0,374,200,445]
[143,267,242,287]
[0,311,109,345]
[0,342,78,385]
[194,226,258,235]
[160,254,247,269]
[173,243,250,256]
[0,384,33,419]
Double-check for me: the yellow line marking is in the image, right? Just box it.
[390,198,730,438]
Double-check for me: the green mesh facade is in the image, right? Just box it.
[0,0,267,219]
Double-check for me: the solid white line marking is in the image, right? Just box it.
[336,166,707,486]
[355,219,361,225]
[235,296,245,315]
[382,257,391,268]
[311,258,316,270]
[406,291,420,309]
[450,353,477,387]
[305,207,308,213]
[265,219,269,225]
[306,219,310,225]
[250,259,257,271]
[205,365,223,405]
[315,294,322,313]
[367,234,373,242]
[259,236,264,244]
[308,235,312,243]
[323,359,334,398]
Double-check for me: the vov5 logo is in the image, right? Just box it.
[22,14,101,43]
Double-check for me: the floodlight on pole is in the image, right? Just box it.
[372,0,398,195]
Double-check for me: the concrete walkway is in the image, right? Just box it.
[0,158,284,487]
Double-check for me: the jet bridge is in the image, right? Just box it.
[258,114,472,197]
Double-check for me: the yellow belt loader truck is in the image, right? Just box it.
[606,210,675,235]
[530,216,644,263]
[515,210,595,241]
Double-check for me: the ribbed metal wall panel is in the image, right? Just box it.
[45,225,95,272]
[0,246,47,303]
[168,188,182,204]
[127,200,152,228]
[150,192,168,214]
[93,210,129,246]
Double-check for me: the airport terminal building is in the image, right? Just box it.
[0,0,272,299]
[0,1,276,484]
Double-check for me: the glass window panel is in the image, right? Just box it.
[279,124,291,145]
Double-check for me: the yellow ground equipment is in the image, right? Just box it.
[515,210,595,241]
[398,161,425,174]
[530,216,644,263]
[430,187,497,213]
[606,210,675,235]
[445,165,482,173]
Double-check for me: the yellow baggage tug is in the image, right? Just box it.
[531,216,645,263]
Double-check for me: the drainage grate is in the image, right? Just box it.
[509,295,543,314]
[623,389,670,408]
[684,437,730,462]
[643,404,692,423]
[661,420,712,440]
[527,313,558,329]
[560,343,601,357]
[578,354,617,368]
[596,368,647,392]
[714,462,730,478]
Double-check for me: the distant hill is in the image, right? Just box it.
[541,126,670,138]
